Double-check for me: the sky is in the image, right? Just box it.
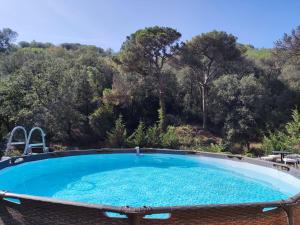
[0,0,299,51]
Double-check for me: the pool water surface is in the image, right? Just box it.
[0,153,299,207]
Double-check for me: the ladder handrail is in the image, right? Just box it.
[24,127,47,155]
[6,126,28,153]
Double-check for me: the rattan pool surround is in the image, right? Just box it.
[1,148,300,225]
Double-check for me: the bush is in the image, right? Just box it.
[165,114,181,126]
[106,115,128,147]
[174,125,199,148]
[127,121,146,147]
[89,104,114,139]
[201,138,218,146]
[262,109,300,155]
[203,143,226,153]
[5,149,22,157]
[145,124,161,147]
[261,131,289,154]
[286,109,300,152]
[160,126,179,149]
[50,144,67,152]
[246,147,264,157]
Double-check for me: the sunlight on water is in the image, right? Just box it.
[0,153,299,207]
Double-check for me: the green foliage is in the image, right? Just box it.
[50,144,68,152]
[245,48,272,60]
[285,109,300,152]
[275,26,300,65]
[106,116,128,147]
[262,131,289,154]
[286,109,300,136]
[0,45,114,144]
[160,126,179,149]
[90,104,114,139]
[117,26,181,132]
[280,64,300,92]
[4,148,22,157]
[158,106,166,132]
[210,74,266,151]
[118,26,181,75]
[180,30,243,129]
[145,124,161,147]
[202,143,226,153]
[174,125,223,152]
[0,25,300,153]
[127,121,146,147]
[0,28,17,53]
[262,109,300,154]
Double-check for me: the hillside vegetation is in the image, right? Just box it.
[0,26,300,156]
[245,46,272,60]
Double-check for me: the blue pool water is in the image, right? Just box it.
[0,153,299,207]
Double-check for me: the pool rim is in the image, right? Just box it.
[1,148,300,216]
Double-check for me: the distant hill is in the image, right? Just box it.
[244,45,272,60]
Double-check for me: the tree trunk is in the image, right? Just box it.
[158,90,166,132]
[202,85,208,130]
[158,76,166,132]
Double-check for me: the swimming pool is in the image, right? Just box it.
[1,153,299,207]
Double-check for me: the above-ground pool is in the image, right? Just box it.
[1,153,300,208]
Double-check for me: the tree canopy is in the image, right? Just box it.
[0,25,300,156]
[0,28,17,53]
[117,26,181,131]
[180,31,243,129]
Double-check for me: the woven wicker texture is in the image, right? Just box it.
[0,196,298,225]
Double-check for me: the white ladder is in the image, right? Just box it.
[5,126,48,155]
[24,127,48,155]
[6,126,28,153]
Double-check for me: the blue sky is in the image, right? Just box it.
[0,0,299,51]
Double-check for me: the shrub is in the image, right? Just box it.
[106,115,128,147]
[145,124,161,147]
[160,126,179,149]
[261,131,289,154]
[246,147,264,157]
[5,149,22,157]
[285,109,300,152]
[89,104,114,139]
[174,125,198,148]
[128,121,146,147]
[204,143,226,153]
[201,138,218,146]
[50,144,67,152]
[262,109,300,155]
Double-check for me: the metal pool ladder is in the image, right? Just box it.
[6,126,28,154]
[6,126,48,155]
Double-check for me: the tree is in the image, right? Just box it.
[106,115,127,147]
[210,74,266,150]
[127,121,146,147]
[181,31,242,129]
[275,26,300,65]
[262,109,300,154]
[285,109,300,151]
[0,28,18,53]
[273,26,300,95]
[117,26,181,131]
[0,45,115,144]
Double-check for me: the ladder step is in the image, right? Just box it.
[29,143,44,147]
[10,142,25,145]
